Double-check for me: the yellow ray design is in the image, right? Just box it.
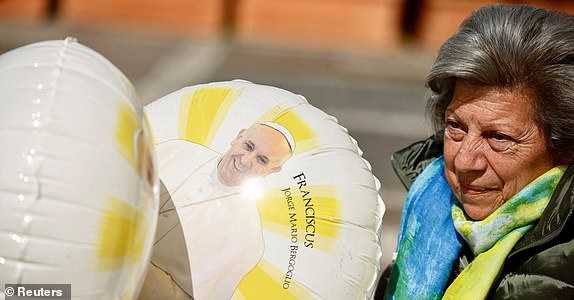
[97,196,148,271]
[257,185,341,252]
[233,258,315,300]
[115,102,140,170]
[178,86,242,146]
[257,108,320,155]
[256,104,289,123]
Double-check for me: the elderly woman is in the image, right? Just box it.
[377,4,574,299]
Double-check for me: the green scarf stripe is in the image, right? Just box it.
[453,165,566,255]
[446,165,566,300]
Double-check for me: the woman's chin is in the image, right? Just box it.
[461,203,493,221]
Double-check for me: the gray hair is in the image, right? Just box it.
[426,4,574,162]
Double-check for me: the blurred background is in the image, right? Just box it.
[1,0,573,269]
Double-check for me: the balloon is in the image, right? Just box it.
[0,38,159,299]
[144,80,385,299]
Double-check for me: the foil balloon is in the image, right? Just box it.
[144,80,385,299]
[0,38,159,299]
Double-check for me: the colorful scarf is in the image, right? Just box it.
[444,165,565,299]
[385,156,565,300]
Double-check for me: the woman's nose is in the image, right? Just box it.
[454,135,487,172]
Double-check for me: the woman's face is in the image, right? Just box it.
[443,82,556,220]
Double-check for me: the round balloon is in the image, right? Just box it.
[0,38,159,299]
[144,80,385,299]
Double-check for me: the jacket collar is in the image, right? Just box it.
[509,163,574,256]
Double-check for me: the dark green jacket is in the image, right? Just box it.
[379,135,574,299]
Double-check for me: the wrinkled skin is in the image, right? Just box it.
[443,82,556,220]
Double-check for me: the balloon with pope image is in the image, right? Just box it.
[144,80,386,299]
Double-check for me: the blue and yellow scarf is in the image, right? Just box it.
[385,156,565,299]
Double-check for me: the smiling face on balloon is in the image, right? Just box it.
[217,123,293,187]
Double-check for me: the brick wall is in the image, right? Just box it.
[2,0,574,53]
[235,0,405,52]
[0,0,50,22]
[58,0,225,36]
[415,0,574,52]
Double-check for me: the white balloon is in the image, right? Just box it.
[0,38,159,299]
[145,80,385,299]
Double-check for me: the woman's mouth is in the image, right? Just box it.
[460,183,491,195]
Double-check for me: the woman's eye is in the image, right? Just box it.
[488,132,514,151]
[444,119,465,141]
[446,120,460,129]
[492,132,509,141]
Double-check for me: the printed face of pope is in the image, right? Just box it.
[217,123,293,187]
